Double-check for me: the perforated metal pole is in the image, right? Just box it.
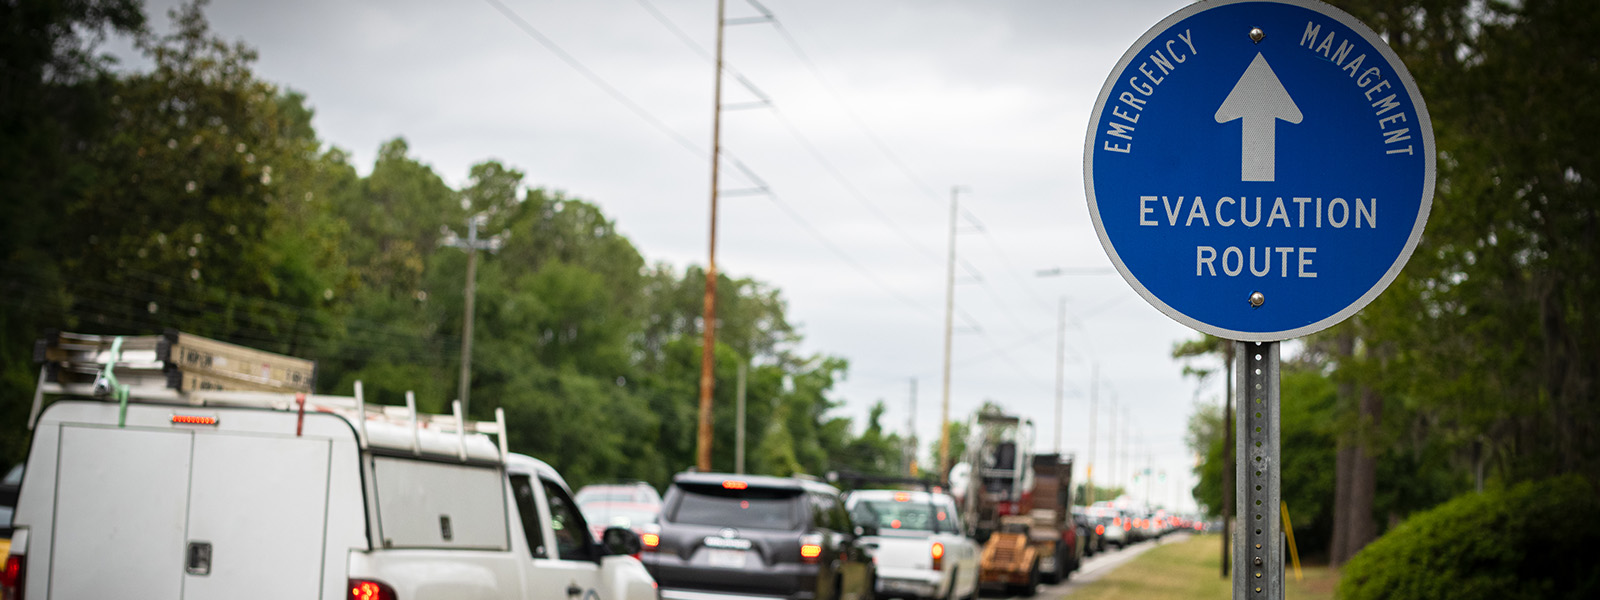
[1235,341,1282,600]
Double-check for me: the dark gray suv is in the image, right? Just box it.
[641,472,875,600]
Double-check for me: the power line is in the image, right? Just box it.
[481,0,706,159]
[763,189,936,316]
[633,0,941,264]
[759,3,945,205]
[488,0,936,318]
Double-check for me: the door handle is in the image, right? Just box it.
[567,584,584,597]
[186,541,212,576]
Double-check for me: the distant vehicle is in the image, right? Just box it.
[847,488,980,600]
[5,330,657,600]
[641,472,875,600]
[576,481,664,507]
[1086,505,1129,549]
[581,501,662,540]
[1071,508,1103,556]
[577,482,663,539]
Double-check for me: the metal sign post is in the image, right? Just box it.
[1082,3,1433,596]
[1236,341,1281,599]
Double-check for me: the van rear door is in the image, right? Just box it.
[183,433,331,598]
[45,418,334,599]
[52,426,192,599]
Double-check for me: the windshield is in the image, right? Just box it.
[670,486,800,530]
[851,499,952,533]
[576,485,658,505]
[580,503,659,530]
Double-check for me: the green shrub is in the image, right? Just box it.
[1338,475,1600,600]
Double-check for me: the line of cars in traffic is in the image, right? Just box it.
[1076,502,1202,552]
[569,472,1199,600]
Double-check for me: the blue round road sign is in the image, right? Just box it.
[1085,0,1433,342]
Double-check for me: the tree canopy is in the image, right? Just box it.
[0,0,911,489]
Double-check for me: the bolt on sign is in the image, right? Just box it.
[1084,0,1434,342]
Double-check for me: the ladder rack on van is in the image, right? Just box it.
[30,331,509,463]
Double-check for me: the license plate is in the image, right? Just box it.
[707,549,749,568]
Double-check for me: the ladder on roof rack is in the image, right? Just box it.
[30,331,509,462]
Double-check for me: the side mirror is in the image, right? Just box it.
[601,526,643,556]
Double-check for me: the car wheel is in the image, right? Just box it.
[1021,563,1041,597]
[1041,555,1060,584]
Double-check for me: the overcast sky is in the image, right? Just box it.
[120,0,1220,511]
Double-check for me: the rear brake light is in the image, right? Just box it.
[171,414,218,425]
[1095,524,1105,536]
[931,542,945,571]
[349,578,396,600]
[2,554,23,600]
[722,480,747,490]
[799,533,823,563]
[893,492,911,502]
[642,533,660,549]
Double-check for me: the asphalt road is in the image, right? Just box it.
[981,533,1193,600]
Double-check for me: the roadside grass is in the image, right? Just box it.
[1061,534,1338,600]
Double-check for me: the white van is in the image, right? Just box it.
[2,378,657,600]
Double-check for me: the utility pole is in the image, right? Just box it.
[732,361,745,473]
[908,378,919,476]
[734,361,747,474]
[1107,397,1116,498]
[1122,407,1131,498]
[1088,363,1099,505]
[441,213,503,419]
[1145,443,1154,507]
[696,0,727,472]
[937,186,964,481]
[1053,297,1066,454]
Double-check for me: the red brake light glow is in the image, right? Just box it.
[893,492,911,502]
[348,578,397,600]
[890,519,902,529]
[800,544,822,559]
[722,480,748,490]
[1096,524,1105,536]
[642,533,660,548]
[931,542,945,570]
[171,414,218,425]
[2,555,23,600]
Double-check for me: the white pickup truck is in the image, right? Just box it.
[845,490,980,600]
[3,367,657,600]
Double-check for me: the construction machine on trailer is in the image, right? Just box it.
[949,411,1080,596]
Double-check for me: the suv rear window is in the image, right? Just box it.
[670,484,801,530]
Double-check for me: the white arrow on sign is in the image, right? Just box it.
[1214,53,1302,182]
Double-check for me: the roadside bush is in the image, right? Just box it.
[1338,475,1600,600]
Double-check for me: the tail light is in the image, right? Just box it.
[931,542,945,571]
[641,523,661,552]
[799,534,823,564]
[349,578,397,600]
[2,554,23,600]
[1095,524,1105,536]
[1113,516,1121,528]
